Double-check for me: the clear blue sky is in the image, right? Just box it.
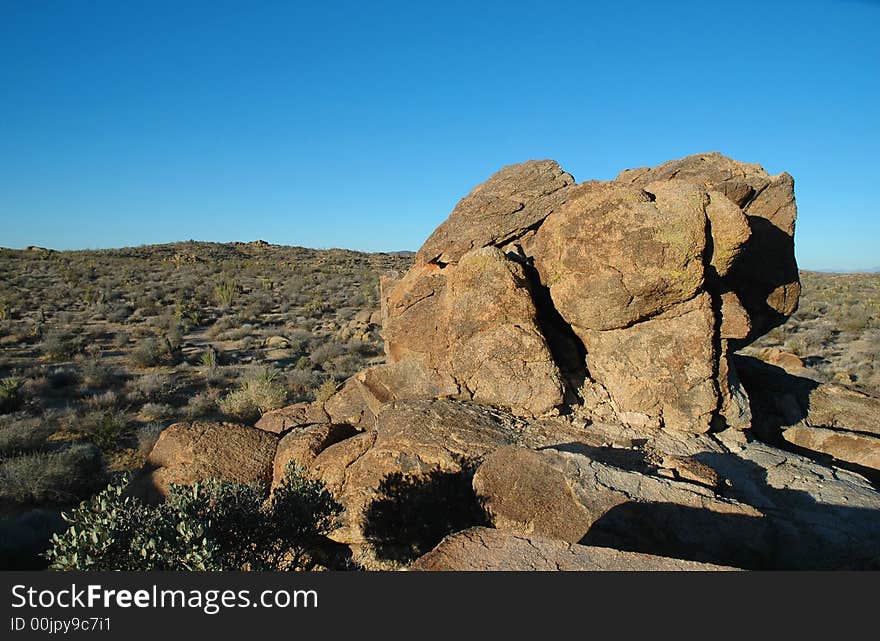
[1,0,877,271]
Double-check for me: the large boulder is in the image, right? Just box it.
[272,423,359,490]
[616,152,800,346]
[735,355,880,477]
[411,527,738,571]
[468,432,880,570]
[380,246,565,417]
[781,427,880,474]
[141,421,278,497]
[416,160,575,265]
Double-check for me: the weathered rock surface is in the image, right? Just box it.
[710,429,880,569]
[465,430,880,569]
[416,160,575,265]
[380,246,565,417]
[617,152,800,343]
[142,421,278,496]
[411,527,739,571]
[255,401,329,434]
[782,426,880,473]
[305,399,523,543]
[369,152,800,431]
[735,355,880,476]
[473,445,771,569]
[272,423,359,490]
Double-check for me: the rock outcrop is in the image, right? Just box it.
[141,153,880,571]
[364,152,799,432]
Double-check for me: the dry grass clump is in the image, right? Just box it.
[0,443,104,505]
[219,367,289,422]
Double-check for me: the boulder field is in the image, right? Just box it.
[138,153,880,570]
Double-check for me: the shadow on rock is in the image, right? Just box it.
[736,355,880,485]
[362,463,490,563]
[579,448,880,570]
[580,501,774,570]
[694,450,880,570]
[547,442,654,474]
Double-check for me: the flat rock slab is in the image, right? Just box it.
[255,402,329,434]
[411,527,738,571]
[782,426,880,474]
[473,445,770,570]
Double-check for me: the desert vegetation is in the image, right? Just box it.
[0,241,410,568]
[46,463,343,571]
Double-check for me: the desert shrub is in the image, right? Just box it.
[139,402,174,422]
[216,323,254,342]
[286,370,323,401]
[219,367,289,422]
[105,303,132,323]
[199,347,220,369]
[324,353,365,379]
[0,443,105,506]
[184,390,219,419]
[127,372,169,402]
[785,336,807,357]
[310,342,345,367]
[40,329,82,359]
[0,416,53,455]
[213,277,238,308]
[135,422,164,456]
[75,409,131,450]
[81,359,115,389]
[129,336,165,368]
[46,462,341,571]
[314,379,338,404]
[84,390,121,412]
[0,376,24,414]
[174,297,203,330]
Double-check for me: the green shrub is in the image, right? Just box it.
[76,410,130,450]
[174,298,203,330]
[129,337,165,368]
[213,278,238,308]
[0,377,24,414]
[46,463,341,571]
[314,379,338,404]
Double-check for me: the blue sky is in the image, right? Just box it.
[1,0,877,271]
